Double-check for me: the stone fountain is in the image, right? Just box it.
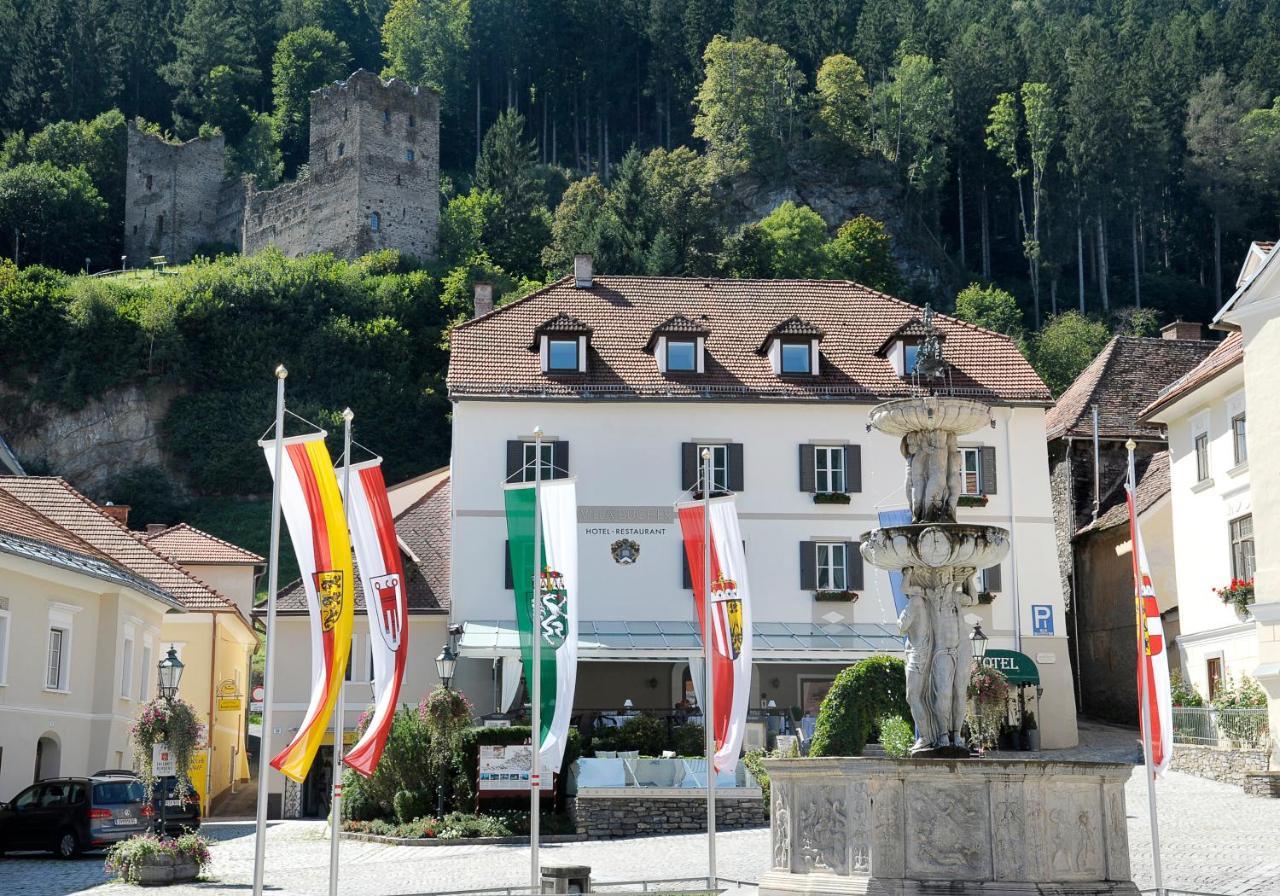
[759,308,1137,896]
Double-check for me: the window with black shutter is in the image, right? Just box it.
[981,564,1001,593]
[799,542,817,590]
[504,540,514,590]
[801,541,862,591]
[682,442,741,493]
[681,548,691,589]
[980,446,997,495]
[506,439,569,482]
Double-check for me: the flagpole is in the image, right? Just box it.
[328,408,353,896]
[1126,439,1165,896]
[252,364,288,896]
[530,425,544,895]
[702,447,717,891]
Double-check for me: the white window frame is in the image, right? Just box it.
[140,636,154,702]
[0,607,10,686]
[521,441,554,482]
[780,341,811,374]
[120,624,136,700]
[958,446,982,496]
[666,339,697,372]
[1231,412,1247,465]
[547,338,579,371]
[814,446,846,494]
[47,628,67,691]
[903,342,921,375]
[816,543,847,591]
[696,444,728,493]
[1229,514,1255,581]
[45,603,79,693]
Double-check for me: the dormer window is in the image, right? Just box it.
[532,312,591,373]
[877,316,944,378]
[759,316,823,376]
[667,339,697,371]
[645,314,709,374]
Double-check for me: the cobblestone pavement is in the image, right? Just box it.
[2,721,1277,896]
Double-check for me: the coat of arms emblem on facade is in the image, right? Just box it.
[711,574,743,659]
[539,567,569,649]
[610,538,640,565]
[314,570,344,632]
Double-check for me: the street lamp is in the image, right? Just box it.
[969,622,989,666]
[157,645,184,701]
[435,643,457,691]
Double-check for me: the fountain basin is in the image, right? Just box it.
[868,397,993,438]
[860,524,1009,572]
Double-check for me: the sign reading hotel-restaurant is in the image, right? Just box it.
[478,744,553,793]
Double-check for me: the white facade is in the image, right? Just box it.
[1148,358,1255,701]
[449,398,1079,748]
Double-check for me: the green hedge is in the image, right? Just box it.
[809,655,909,757]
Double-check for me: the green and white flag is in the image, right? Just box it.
[504,478,578,772]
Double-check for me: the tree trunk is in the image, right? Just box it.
[1214,211,1223,307]
[573,88,580,170]
[541,92,548,164]
[1132,209,1141,309]
[1076,205,1085,313]
[980,184,991,281]
[1097,209,1110,312]
[475,80,482,164]
[958,160,967,272]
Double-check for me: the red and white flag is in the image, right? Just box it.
[1127,486,1173,777]
[339,459,409,777]
[677,496,752,773]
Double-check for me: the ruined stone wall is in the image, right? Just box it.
[124,125,233,265]
[243,70,440,262]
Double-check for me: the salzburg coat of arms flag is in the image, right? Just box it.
[338,459,409,777]
[677,496,753,773]
[504,478,579,773]
[261,432,355,783]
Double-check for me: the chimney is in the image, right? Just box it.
[574,254,593,289]
[1161,320,1203,341]
[473,281,494,318]
[146,523,167,534]
[100,502,130,527]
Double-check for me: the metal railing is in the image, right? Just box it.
[1171,706,1269,748]
[407,876,757,895]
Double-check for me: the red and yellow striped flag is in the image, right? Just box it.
[262,432,354,783]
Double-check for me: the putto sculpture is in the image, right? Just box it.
[860,307,1009,756]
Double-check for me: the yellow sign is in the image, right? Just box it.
[217,678,237,696]
[218,697,242,711]
[188,750,208,814]
[344,729,358,746]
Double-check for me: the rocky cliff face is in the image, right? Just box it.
[1,382,183,494]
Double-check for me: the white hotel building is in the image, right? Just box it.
[446,259,1079,749]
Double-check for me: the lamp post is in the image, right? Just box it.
[969,622,989,667]
[434,643,458,816]
[155,645,184,834]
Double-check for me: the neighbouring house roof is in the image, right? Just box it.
[1139,333,1244,423]
[449,276,1051,403]
[144,523,265,566]
[0,435,24,476]
[0,476,244,616]
[1076,451,1170,536]
[1045,336,1219,441]
[266,474,450,616]
[0,488,184,610]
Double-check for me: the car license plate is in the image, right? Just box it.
[115,817,137,826]
[165,799,182,807]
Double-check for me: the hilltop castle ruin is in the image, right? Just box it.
[123,71,440,265]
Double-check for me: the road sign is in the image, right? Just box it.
[1031,604,1054,636]
[250,684,265,712]
[153,743,177,777]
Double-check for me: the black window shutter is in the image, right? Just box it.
[799,542,816,590]
[846,445,862,493]
[681,548,691,589]
[799,445,816,492]
[552,441,569,479]
[846,541,864,590]
[504,540,513,590]
[984,564,1002,592]
[728,443,744,492]
[506,440,523,483]
[981,446,998,495]
[681,442,698,492]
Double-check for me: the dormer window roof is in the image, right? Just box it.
[877,313,948,378]
[758,316,823,376]
[531,312,591,373]
[645,315,709,374]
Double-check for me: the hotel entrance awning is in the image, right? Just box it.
[458,619,905,663]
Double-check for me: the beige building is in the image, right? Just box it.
[0,489,184,801]
[257,469,450,818]
[0,478,260,811]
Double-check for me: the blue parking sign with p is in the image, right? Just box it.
[1031,604,1054,636]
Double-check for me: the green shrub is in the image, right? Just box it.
[741,750,771,813]
[809,655,909,757]
[670,723,705,756]
[877,715,913,758]
[393,789,432,824]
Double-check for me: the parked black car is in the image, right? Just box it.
[93,770,200,834]
[0,776,150,857]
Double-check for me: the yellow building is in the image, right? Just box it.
[0,478,260,812]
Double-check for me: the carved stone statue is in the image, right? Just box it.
[898,569,935,752]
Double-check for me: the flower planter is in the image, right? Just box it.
[813,590,859,603]
[977,591,995,605]
[957,494,989,508]
[133,853,199,886]
[812,492,851,505]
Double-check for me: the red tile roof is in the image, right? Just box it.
[449,276,1051,403]
[1077,451,1170,535]
[1045,336,1218,441]
[0,477,242,615]
[0,488,112,560]
[144,523,264,566]
[1139,333,1244,422]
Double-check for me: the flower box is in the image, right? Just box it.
[105,832,210,887]
[814,590,859,602]
[812,492,851,505]
[1214,578,1255,618]
[977,591,995,605]
[957,494,989,508]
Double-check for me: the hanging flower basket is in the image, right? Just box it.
[130,697,203,802]
[1213,578,1254,618]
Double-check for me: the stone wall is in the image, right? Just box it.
[1243,770,1280,797]
[573,791,765,839]
[1170,743,1270,787]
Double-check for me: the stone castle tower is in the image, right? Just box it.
[123,71,440,265]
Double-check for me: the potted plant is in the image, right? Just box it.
[105,831,212,885]
[813,492,852,505]
[1214,578,1255,619]
[1021,711,1040,751]
[966,665,1010,750]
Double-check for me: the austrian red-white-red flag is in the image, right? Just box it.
[338,459,409,777]
[1127,485,1173,777]
[677,496,752,773]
